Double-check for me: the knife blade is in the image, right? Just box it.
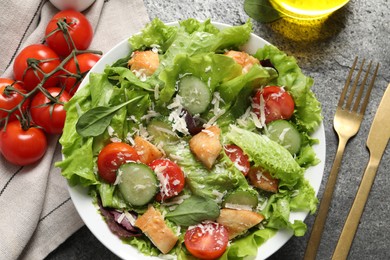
[332,83,390,260]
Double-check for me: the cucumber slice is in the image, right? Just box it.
[117,162,158,206]
[266,120,301,155]
[222,190,258,210]
[147,119,179,144]
[178,75,211,115]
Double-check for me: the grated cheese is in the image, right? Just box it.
[154,84,160,100]
[279,128,290,142]
[124,211,137,226]
[224,203,253,211]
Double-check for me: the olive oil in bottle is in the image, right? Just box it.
[270,0,350,19]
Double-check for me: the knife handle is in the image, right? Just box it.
[332,156,380,260]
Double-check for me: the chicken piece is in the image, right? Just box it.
[217,208,264,239]
[189,125,222,169]
[128,50,159,77]
[224,50,260,74]
[133,136,163,164]
[134,206,178,254]
[248,167,279,193]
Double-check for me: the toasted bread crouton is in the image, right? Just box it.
[224,50,260,74]
[217,208,264,239]
[248,167,279,193]
[128,50,159,77]
[133,136,163,164]
[189,125,222,169]
[134,206,178,254]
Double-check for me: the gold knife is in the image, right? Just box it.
[332,83,390,260]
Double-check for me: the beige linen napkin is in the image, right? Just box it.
[0,0,149,259]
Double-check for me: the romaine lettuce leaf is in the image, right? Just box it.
[226,125,303,189]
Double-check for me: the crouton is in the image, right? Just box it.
[189,125,222,169]
[133,136,163,164]
[134,206,178,254]
[128,50,159,77]
[248,167,279,193]
[224,50,260,74]
[217,208,264,239]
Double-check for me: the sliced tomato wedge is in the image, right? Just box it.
[184,222,229,259]
[224,144,250,176]
[97,142,140,184]
[252,86,295,124]
[148,158,185,202]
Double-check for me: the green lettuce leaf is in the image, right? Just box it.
[226,125,303,189]
[129,18,178,52]
[158,53,242,104]
[254,45,322,133]
[218,64,277,103]
[163,140,251,200]
[56,84,97,186]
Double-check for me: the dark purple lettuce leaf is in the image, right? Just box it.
[97,199,141,238]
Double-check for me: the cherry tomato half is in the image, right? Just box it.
[30,87,71,134]
[224,144,250,176]
[0,121,47,166]
[252,86,295,124]
[97,142,140,184]
[61,53,100,95]
[184,222,229,259]
[13,44,61,91]
[45,10,93,57]
[0,78,29,122]
[148,158,185,202]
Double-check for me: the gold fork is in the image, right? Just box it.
[304,57,379,260]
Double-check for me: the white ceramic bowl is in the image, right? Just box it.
[68,21,326,260]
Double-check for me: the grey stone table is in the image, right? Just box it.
[46,0,390,259]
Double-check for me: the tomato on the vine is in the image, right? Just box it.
[184,222,229,259]
[224,144,250,176]
[252,86,295,124]
[30,87,71,134]
[0,120,47,166]
[148,158,185,201]
[61,53,100,95]
[0,78,29,121]
[97,142,140,184]
[45,10,93,57]
[13,44,61,91]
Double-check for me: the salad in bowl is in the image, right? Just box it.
[57,18,324,259]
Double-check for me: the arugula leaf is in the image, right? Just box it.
[165,196,220,226]
[76,96,142,137]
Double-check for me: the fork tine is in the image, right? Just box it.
[338,56,358,107]
[352,60,372,112]
[358,62,380,114]
[345,58,366,110]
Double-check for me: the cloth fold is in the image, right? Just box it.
[0,0,150,259]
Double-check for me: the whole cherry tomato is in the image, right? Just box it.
[252,86,295,124]
[97,142,140,183]
[0,120,47,166]
[30,87,71,134]
[61,53,100,95]
[45,10,93,57]
[0,78,29,122]
[13,44,61,91]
